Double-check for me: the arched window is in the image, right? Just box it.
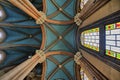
[80,0,89,9]
[81,28,99,51]
[105,22,120,59]
[80,69,89,80]
[78,10,120,70]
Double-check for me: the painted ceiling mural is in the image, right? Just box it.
[0,0,80,80]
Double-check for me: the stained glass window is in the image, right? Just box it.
[81,28,99,51]
[106,22,120,59]
[80,0,89,9]
[80,69,89,80]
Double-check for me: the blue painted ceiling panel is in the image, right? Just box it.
[52,54,69,63]
[0,1,42,69]
[52,13,70,21]
[64,60,75,80]
[46,0,57,16]
[46,59,57,77]
[64,0,77,17]
[50,69,69,80]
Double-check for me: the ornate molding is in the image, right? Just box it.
[36,50,46,63]
[81,57,108,80]
[0,54,39,80]
[74,52,82,65]
[36,11,46,24]
[74,13,82,26]
[79,0,110,20]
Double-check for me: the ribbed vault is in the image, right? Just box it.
[0,0,80,80]
[0,0,42,69]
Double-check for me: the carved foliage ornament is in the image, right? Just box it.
[36,11,46,24]
[74,13,82,26]
[36,50,46,63]
[74,52,82,65]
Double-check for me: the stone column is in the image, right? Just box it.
[0,54,39,80]
[0,50,46,80]
[9,0,46,24]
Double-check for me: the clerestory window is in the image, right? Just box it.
[105,22,120,59]
[78,10,120,70]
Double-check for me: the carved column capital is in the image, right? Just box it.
[36,11,46,24]
[36,50,46,63]
[74,13,82,26]
[74,52,82,65]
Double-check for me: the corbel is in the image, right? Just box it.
[36,11,46,24]
[74,52,82,65]
[74,13,82,26]
[36,50,46,63]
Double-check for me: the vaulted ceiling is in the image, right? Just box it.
[0,0,80,80]
[0,0,42,69]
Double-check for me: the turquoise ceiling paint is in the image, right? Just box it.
[4,7,27,22]
[44,23,77,52]
[52,55,69,63]
[52,13,70,21]
[0,1,42,69]
[50,41,70,52]
[4,28,26,42]
[64,27,77,50]
[46,55,74,80]
[64,0,76,17]
[45,26,57,47]
[3,28,41,46]
[46,0,57,15]
[55,0,67,6]
[0,0,79,79]
[46,0,75,21]
[51,24,69,34]
[44,0,78,79]
[64,60,75,80]
[51,70,69,80]
[46,59,57,77]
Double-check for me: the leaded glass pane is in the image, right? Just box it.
[105,22,120,59]
[80,69,89,80]
[80,0,89,9]
[81,28,99,51]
